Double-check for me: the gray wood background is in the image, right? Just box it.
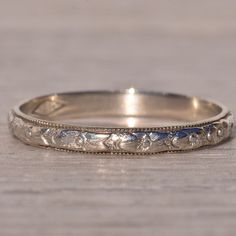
[0,0,236,235]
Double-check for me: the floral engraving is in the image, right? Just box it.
[8,111,234,154]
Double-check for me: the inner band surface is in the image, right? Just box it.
[18,91,225,128]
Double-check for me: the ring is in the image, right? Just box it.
[8,89,234,155]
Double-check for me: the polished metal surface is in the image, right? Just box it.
[8,90,234,154]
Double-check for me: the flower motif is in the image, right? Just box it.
[171,136,181,148]
[188,133,200,147]
[58,130,86,150]
[104,134,121,150]
[137,134,152,152]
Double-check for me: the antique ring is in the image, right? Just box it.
[8,90,234,155]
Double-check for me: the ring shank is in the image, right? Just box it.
[19,91,224,127]
[9,90,233,154]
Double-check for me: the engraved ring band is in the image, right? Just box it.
[8,90,234,155]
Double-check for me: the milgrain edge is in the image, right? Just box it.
[8,110,234,155]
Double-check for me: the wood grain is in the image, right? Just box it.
[0,1,236,235]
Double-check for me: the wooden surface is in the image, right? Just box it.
[1,1,236,235]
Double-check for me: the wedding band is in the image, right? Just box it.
[8,89,234,155]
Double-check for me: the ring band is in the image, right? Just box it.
[8,90,234,155]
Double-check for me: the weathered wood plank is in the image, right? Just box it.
[0,1,236,235]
